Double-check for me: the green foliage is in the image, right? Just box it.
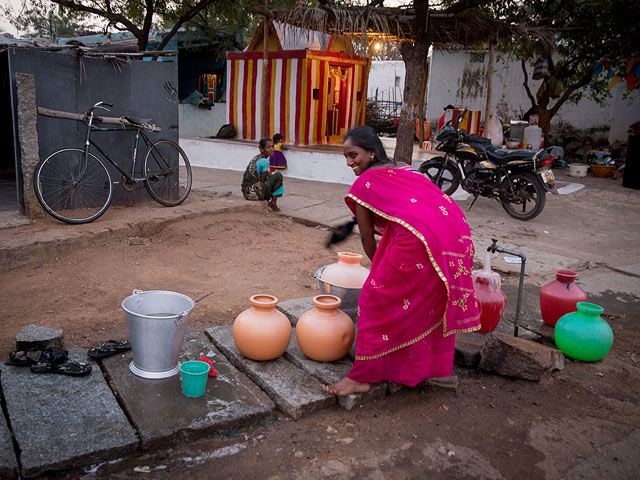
[176,0,298,50]
[497,0,639,106]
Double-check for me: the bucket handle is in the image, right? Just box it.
[133,289,143,295]
[175,311,188,326]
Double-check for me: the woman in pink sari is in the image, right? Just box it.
[323,126,481,396]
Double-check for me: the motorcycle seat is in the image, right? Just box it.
[486,146,535,164]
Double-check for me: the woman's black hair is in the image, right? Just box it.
[343,125,394,166]
[272,133,283,144]
[259,138,272,150]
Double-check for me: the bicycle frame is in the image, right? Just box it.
[80,111,166,183]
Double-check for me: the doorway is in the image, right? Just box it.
[326,65,350,143]
[0,50,19,217]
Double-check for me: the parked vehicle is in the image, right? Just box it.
[419,111,556,221]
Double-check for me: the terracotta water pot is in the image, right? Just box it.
[539,270,587,327]
[296,295,355,362]
[320,252,370,288]
[232,294,292,361]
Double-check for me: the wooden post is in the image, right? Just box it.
[484,33,495,131]
[261,0,269,139]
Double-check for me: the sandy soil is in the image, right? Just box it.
[1,211,639,479]
[0,211,366,358]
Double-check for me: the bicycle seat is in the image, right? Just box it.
[123,116,153,126]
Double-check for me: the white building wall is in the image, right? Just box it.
[178,103,227,138]
[369,50,636,143]
[367,61,405,104]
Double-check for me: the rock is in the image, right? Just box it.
[479,332,564,381]
[420,376,459,391]
[455,332,489,368]
[15,324,64,352]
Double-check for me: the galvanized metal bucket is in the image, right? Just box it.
[314,266,361,321]
[122,289,194,379]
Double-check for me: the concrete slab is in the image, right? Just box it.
[0,408,19,480]
[277,297,314,326]
[282,329,383,410]
[610,263,640,277]
[101,332,275,449]
[15,324,64,351]
[0,349,137,479]
[205,326,335,420]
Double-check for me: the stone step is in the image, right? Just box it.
[0,405,19,480]
[284,329,386,411]
[205,326,335,420]
[100,332,275,449]
[0,349,138,479]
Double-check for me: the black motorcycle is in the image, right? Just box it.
[419,112,556,221]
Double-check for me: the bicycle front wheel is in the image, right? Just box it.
[34,148,113,224]
[143,140,192,206]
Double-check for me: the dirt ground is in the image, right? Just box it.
[1,210,639,479]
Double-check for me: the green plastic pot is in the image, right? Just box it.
[554,302,613,362]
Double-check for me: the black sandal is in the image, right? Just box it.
[30,348,92,376]
[88,339,131,360]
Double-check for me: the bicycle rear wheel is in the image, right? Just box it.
[143,140,192,206]
[34,148,113,224]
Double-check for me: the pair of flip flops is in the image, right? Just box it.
[88,339,131,360]
[30,348,92,376]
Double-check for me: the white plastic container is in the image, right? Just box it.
[523,125,542,150]
[568,163,588,178]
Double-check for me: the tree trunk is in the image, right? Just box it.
[395,0,430,163]
[395,43,425,162]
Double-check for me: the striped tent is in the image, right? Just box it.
[226,21,370,145]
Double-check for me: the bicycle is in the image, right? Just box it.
[34,101,193,224]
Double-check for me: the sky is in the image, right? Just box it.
[1,0,22,36]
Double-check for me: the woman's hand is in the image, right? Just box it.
[355,203,376,261]
[260,171,269,182]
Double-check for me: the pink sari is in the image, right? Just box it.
[345,166,480,386]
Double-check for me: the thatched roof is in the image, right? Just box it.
[250,5,554,52]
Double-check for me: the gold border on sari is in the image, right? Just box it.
[346,193,480,354]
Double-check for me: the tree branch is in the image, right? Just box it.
[549,65,594,118]
[154,0,218,53]
[50,0,141,36]
[520,59,536,108]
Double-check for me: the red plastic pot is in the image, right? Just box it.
[474,276,507,332]
[539,270,587,327]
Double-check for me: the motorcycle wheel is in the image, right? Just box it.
[500,170,546,221]
[418,156,460,196]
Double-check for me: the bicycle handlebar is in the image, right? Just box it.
[87,101,113,115]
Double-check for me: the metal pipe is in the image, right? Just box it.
[488,238,527,337]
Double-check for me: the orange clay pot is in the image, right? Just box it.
[296,295,355,362]
[320,252,370,288]
[233,294,292,361]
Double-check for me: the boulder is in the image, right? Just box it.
[479,332,564,381]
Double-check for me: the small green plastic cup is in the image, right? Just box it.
[180,360,210,398]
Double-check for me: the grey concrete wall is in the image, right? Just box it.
[8,48,178,207]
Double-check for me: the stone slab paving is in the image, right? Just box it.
[101,332,275,449]
[277,297,314,326]
[283,329,386,411]
[205,326,335,420]
[0,405,19,480]
[0,349,138,479]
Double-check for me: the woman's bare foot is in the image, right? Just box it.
[322,377,370,396]
[268,201,281,212]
